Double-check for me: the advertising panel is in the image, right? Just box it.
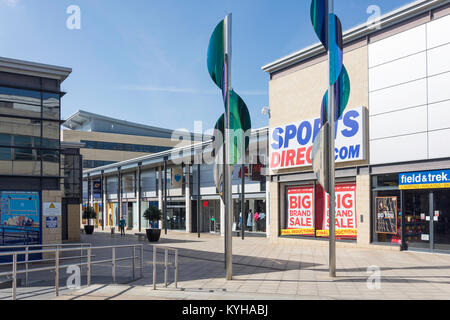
[317,184,357,238]
[281,186,315,236]
[269,107,366,172]
[171,167,183,189]
[0,191,40,232]
[93,180,102,199]
[375,197,397,235]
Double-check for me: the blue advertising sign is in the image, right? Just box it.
[0,192,40,231]
[93,180,102,199]
[399,170,450,190]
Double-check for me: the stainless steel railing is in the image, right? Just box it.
[0,243,144,300]
[151,245,178,290]
[0,243,92,286]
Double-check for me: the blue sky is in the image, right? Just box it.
[0,0,412,131]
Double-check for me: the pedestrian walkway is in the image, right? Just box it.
[50,230,450,300]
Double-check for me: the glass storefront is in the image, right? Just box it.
[233,198,267,234]
[106,202,119,227]
[166,202,186,231]
[122,201,138,230]
[372,171,450,252]
[433,190,450,251]
[201,200,221,233]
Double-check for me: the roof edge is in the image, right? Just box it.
[0,56,72,82]
[262,0,447,74]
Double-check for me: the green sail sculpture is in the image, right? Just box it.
[207,18,252,198]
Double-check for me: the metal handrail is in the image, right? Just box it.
[0,243,92,285]
[0,243,91,250]
[151,245,178,290]
[0,244,144,300]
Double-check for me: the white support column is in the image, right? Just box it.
[185,165,191,233]
[158,167,163,211]
[102,173,106,230]
[265,176,270,237]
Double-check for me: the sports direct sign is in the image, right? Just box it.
[269,107,366,172]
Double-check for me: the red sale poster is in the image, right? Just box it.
[281,186,315,236]
[317,183,357,238]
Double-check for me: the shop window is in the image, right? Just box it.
[282,185,315,237]
[372,190,401,245]
[372,174,399,188]
[281,182,357,240]
[232,199,266,233]
[317,183,357,240]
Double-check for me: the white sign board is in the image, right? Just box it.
[269,107,366,173]
[43,202,61,217]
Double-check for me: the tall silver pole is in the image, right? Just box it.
[328,0,336,278]
[164,159,168,235]
[241,133,245,241]
[197,163,201,238]
[225,13,233,281]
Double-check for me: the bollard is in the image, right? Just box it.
[164,248,168,288]
[132,246,136,280]
[175,250,178,289]
[112,247,116,283]
[140,245,144,278]
[153,246,156,290]
[87,247,92,286]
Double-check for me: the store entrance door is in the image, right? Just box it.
[433,190,450,251]
[404,190,431,250]
[404,189,450,252]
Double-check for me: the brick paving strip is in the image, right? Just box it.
[2,230,450,300]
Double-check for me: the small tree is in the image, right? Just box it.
[143,206,162,229]
[82,206,97,226]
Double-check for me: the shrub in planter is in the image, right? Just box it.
[82,206,97,235]
[143,206,162,242]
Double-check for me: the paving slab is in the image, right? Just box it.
[2,230,450,300]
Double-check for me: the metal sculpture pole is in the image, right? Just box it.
[241,131,245,241]
[311,0,350,278]
[224,13,233,281]
[197,163,201,238]
[328,0,336,278]
[163,159,167,235]
[207,13,251,281]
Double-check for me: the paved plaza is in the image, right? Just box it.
[2,230,450,300]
